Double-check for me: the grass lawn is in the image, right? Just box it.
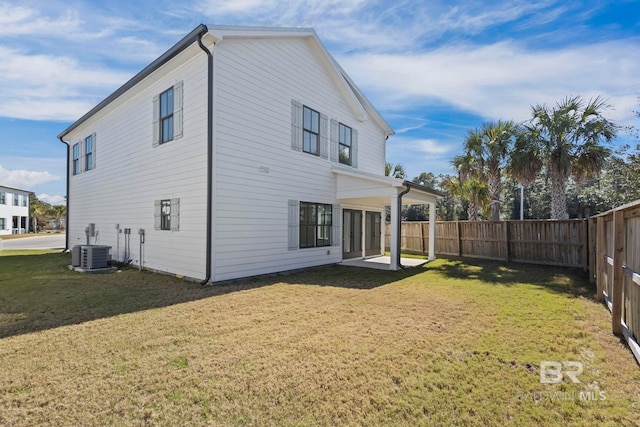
[1,250,639,426]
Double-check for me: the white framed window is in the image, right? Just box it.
[0,218,5,230]
[13,193,19,206]
[153,81,183,147]
[22,195,27,207]
[0,192,5,204]
[154,198,180,231]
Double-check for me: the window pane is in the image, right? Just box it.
[303,107,311,130]
[160,87,174,118]
[303,106,319,133]
[167,89,173,113]
[161,200,171,230]
[339,146,351,165]
[162,117,174,143]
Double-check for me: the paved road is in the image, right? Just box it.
[1,234,66,251]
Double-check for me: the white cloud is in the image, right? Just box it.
[339,38,640,126]
[0,2,81,36]
[37,193,66,205]
[0,46,133,120]
[0,165,59,189]
[390,137,453,156]
[386,136,457,179]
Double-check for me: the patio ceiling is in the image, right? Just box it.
[332,166,443,206]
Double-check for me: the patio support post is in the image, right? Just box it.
[428,202,436,261]
[390,194,400,270]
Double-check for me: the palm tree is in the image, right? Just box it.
[385,162,406,179]
[30,201,47,233]
[464,121,519,221]
[451,153,489,221]
[50,205,66,230]
[510,96,616,219]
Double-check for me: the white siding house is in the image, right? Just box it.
[58,25,442,283]
[0,186,31,235]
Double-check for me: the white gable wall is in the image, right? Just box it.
[211,36,387,281]
[64,44,209,280]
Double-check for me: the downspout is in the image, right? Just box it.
[396,184,411,269]
[197,32,213,286]
[57,136,70,251]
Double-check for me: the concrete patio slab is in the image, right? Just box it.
[339,256,428,270]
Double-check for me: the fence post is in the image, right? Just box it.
[421,222,426,255]
[503,221,510,262]
[456,221,462,257]
[596,217,606,302]
[588,219,596,283]
[612,209,624,336]
[580,219,588,272]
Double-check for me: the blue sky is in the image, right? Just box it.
[1,0,638,204]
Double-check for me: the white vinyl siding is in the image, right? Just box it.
[211,36,386,281]
[65,43,207,280]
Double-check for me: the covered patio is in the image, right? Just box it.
[332,166,443,270]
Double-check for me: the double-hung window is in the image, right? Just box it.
[154,198,180,231]
[291,100,328,159]
[303,106,320,156]
[13,194,19,206]
[153,81,183,147]
[0,218,5,230]
[0,192,5,204]
[72,143,80,175]
[160,87,174,144]
[160,199,171,230]
[338,123,352,165]
[299,202,332,248]
[85,135,94,171]
[22,195,27,207]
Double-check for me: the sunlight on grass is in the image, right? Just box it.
[0,251,638,425]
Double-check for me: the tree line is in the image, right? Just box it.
[30,195,66,232]
[387,95,640,221]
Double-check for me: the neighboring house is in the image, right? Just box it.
[0,185,31,235]
[58,24,441,283]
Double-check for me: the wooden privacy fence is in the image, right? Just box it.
[591,200,640,365]
[385,219,588,269]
